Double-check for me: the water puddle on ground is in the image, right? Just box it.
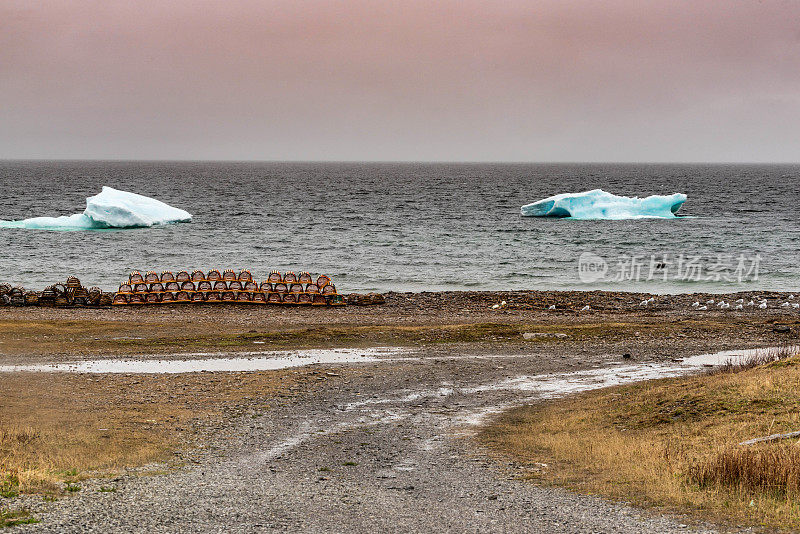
[337,346,798,430]
[0,347,406,374]
[680,346,797,366]
[452,345,798,426]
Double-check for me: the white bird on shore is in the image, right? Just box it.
[647,297,655,304]
[491,304,500,309]
[698,305,708,310]
[548,304,556,310]
[793,303,800,309]
[747,300,755,307]
[717,301,726,307]
[706,299,715,305]
[759,302,768,309]
[735,298,744,304]
[790,295,796,300]
[781,302,791,308]
[639,300,648,307]
[720,302,730,309]
[691,301,700,307]
[735,304,743,310]
[581,305,591,311]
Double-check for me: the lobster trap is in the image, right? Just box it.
[109,268,347,308]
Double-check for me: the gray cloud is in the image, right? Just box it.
[1,0,799,161]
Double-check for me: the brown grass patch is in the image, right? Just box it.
[0,310,762,360]
[0,319,540,357]
[690,445,800,498]
[479,354,800,530]
[0,370,309,495]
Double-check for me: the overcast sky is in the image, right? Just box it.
[2,0,800,162]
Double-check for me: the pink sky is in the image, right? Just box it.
[2,0,800,161]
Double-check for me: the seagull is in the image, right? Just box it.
[647,297,655,304]
[759,302,768,309]
[548,304,556,310]
[781,302,791,308]
[698,305,708,310]
[706,299,715,305]
[717,301,726,307]
[793,303,800,309]
[581,305,591,311]
[790,295,796,300]
[491,304,500,309]
[735,304,743,310]
[639,300,648,307]
[747,300,755,306]
[691,301,700,307]
[500,300,507,307]
[735,298,744,304]
[720,302,730,309]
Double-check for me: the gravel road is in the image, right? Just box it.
[16,343,741,533]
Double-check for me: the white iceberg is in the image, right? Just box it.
[0,187,192,230]
[520,189,686,220]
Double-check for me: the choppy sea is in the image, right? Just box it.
[0,161,798,293]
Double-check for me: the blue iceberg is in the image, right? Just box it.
[0,187,192,231]
[520,189,686,220]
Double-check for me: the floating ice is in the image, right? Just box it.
[520,189,686,220]
[0,186,192,231]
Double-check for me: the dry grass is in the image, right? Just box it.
[0,311,770,359]
[710,344,799,374]
[0,370,308,495]
[690,445,800,498]
[479,353,800,530]
[0,319,539,357]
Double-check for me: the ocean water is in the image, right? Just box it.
[0,161,798,294]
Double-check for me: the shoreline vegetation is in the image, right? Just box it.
[480,346,800,531]
[0,369,325,496]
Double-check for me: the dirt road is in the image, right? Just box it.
[17,342,741,533]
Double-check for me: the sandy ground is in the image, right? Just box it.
[3,290,798,532]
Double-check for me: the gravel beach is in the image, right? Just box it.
[3,289,797,532]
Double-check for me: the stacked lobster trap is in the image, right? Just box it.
[112,269,345,306]
[0,277,113,308]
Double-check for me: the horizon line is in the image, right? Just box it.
[2,158,800,165]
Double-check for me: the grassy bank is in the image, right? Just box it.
[480,351,800,530]
[0,316,771,358]
[0,370,311,496]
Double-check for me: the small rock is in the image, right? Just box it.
[622,353,632,359]
[522,332,568,340]
[774,325,791,333]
